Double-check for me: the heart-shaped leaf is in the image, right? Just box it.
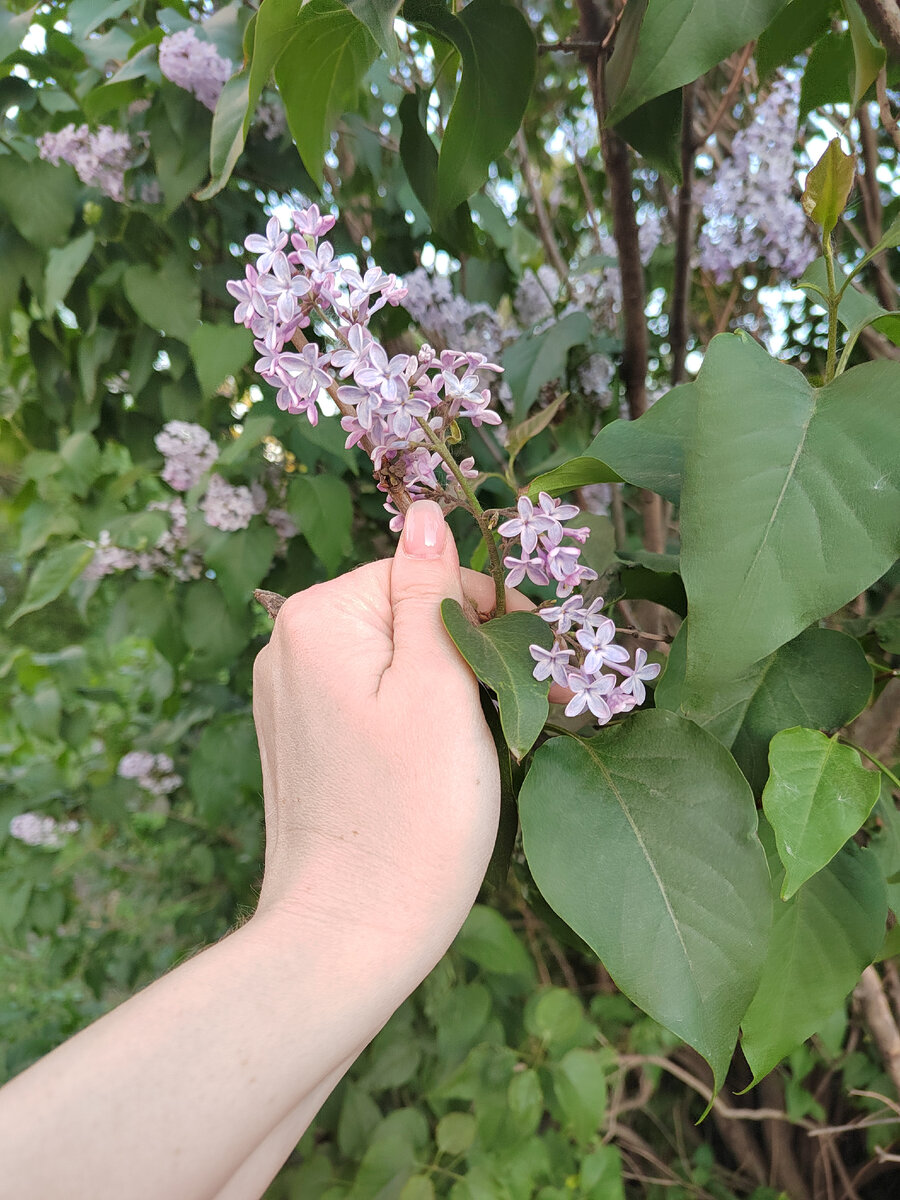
[741,821,886,1082]
[656,624,873,792]
[762,727,881,898]
[680,335,900,696]
[519,709,771,1091]
[441,600,552,761]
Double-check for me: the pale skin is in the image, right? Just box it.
[0,499,573,1200]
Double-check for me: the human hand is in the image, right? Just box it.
[251,499,568,983]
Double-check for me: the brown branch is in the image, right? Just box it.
[758,1075,812,1200]
[576,0,665,558]
[670,82,696,386]
[857,0,900,61]
[847,677,900,764]
[855,965,900,1096]
[698,43,755,146]
[877,68,900,153]
[857,103,898,311]
[515,128,571,287]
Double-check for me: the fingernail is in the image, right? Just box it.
[402,500,446,559]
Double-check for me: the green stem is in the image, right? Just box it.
[840,738,900,792]
[413,414,507,616]
[824,231,840,383]
[542,721,588,742]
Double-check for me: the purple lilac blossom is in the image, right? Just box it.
[158,27,233,111]
[155,420,219,492]
[9,812,79,848]
[201,474,266,532]
[698,73,816,283]
[117,751,182,796]
[37,124,141,202]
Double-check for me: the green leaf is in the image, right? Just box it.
[68,0,133,39]
[218,410,277,466]
[189,323,254,398]
[399,1178,435,1200]
[397,90,477,253]
[188,713,264,824]
[606,0,791,125]
[526,988,586,1053]
[0,4,38,61]
[800,257,900,347]
[656,625,873,793]
[502,312,592,424]
[580,1145,625,1200]
[756,0,833,80]
[801,137,856,236]
[436,1111,476,1156]
[454,904,536,979]
[43,232,94,313]
[7,542,94,626]
[286,474,353,575]
[518,709,771,1092]
[0,155,78,247]
[275,0,379,188]
[680,336,900,694]
[526,456,622,500]
[552,1048,607,1146]
[762,728,881,899]
[340,0,401,55]
[197,67,251,200]
[800,28,854,117]
[183,580,253,675]
[440,601,553,761]
[586,381,696,504]
[205,524,279,611]
[506,392,567,467]
[616,551,687,616]
[123,259,201,343]
[740,823,886,1082]
[403,0,536,221]
[337,1082,382,1159]
[615,90,683,182]
[843,0,885,108]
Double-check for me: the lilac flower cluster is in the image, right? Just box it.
[37,124,143,202]
[531,597,660,726]
[158,27,233,111]
[227,206,502,530]
[9,812,79,848]
[698,74,816,283]
[117,751,182,796]
[494,492,659,727]
[155,420,219,492]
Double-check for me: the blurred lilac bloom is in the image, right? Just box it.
[563,669,615,722]
[617,647,661,704]
[529,643,573,687]
[576,617,630,674]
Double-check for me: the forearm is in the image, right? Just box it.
[211,1059,355,1200]
[0,908,412,1200]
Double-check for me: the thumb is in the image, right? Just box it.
[389,499,467,677]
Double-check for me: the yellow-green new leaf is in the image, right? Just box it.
[802,137,856,235]
[762,727,881,898]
